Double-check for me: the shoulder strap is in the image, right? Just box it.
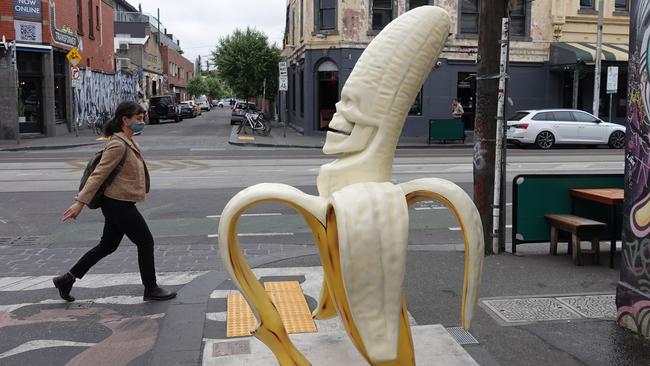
[103,140,129,187]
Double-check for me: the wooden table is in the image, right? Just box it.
[570,188,624,268]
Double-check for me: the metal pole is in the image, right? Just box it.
[492,17,509,254]
[11,41,20,145]
[609,93,614,122]
[573,66,580,109]
[593,0,605,116]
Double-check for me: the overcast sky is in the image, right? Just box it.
[134,0,286,65]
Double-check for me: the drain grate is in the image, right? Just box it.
[481,293,616,325]
[4,236,44,246]
[446,327,479,345]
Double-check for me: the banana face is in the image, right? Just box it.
[217,6,484,365]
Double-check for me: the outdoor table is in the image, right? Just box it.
[570,188,624,268]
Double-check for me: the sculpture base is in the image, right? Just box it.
[203,324,479,365]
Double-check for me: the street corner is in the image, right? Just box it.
[0,271,207,366]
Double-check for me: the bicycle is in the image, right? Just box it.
[237,108,271,136]
[95,111,112,136]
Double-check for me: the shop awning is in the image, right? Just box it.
[550,42,628,65]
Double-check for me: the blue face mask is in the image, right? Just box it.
[127,122,145,135]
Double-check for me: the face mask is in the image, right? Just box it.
[127,122,145,135]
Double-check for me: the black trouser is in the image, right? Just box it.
[70,197,157,289]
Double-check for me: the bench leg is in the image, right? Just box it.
[549,227,559,255]
[591,237,601,265]
[571,233,581,266]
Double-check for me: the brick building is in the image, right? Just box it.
[161,36,194,102]
[0,0,119,138]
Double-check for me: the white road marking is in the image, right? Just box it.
[0,219,7,224]
[206,312,227,322]
[0,340,97,359]
[207,232,294,238]
[0,271,207,291]
[206,213,282,219]
[449,225,512,231]
[210,290,232,299]
[257,169,285,173]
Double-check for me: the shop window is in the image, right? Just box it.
[88,0,94,39]
[77,0,84,35]
[409,89,423,116]
[408,0,430,10]
[317,0,336,31]
[372,0,393,31]
[460,0,479,35]
[300,69,304,114]
[54,53,67,121]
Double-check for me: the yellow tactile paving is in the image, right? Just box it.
[226,281,317,337]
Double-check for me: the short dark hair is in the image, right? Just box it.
[103,101,146,136]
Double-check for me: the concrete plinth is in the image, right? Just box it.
[203,324,478,365]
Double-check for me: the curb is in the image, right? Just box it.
[228,139,473,149]
[0,141,102,152]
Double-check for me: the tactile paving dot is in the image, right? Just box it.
[226,281,316,337]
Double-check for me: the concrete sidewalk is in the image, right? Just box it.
[228,120,474,149]
[0,128,105,151]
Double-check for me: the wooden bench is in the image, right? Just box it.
[544,214,607,266]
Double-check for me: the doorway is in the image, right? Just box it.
[457,72,476,130]
[317,60,339,130]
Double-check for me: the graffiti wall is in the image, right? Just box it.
[73,69,138,127]
[618,0,650,339]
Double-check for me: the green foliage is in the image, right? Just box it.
[187,76,206,98]
[205,77,223,100]
[212,27,282,101]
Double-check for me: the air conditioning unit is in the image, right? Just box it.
[116,57,130,69]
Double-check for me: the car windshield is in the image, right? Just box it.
[509,111,529,121]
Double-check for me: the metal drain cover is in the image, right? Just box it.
[446,327,479,345]
[481,293,616,325]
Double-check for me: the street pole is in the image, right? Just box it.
[474,0,508,255]
[593,0,605,116]
[492,17,510,254]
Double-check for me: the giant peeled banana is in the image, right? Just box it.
[217,6,484,365]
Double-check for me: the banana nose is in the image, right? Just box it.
[329,113,354,134]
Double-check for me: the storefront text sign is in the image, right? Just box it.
[49,1,79,48]
[13,0,41,21]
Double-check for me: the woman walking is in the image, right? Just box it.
[53,101,176,302]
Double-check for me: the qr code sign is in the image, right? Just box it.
[19,24,37,41]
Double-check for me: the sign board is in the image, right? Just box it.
[13,0,42,20]
[607,66,619,94]
[14,20,42,43]
[71,66,80,80]
[66,47,82,67]
[278,61,288,91]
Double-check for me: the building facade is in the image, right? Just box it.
[0,0,123,139]
[281,0,630,136]
[160,36,194,102]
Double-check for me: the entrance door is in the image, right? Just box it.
[18,76,43,134]
[457,72,476,130]
[317,60,339,130]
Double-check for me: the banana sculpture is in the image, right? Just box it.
[218,6,484,365]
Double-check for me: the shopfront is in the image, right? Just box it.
[16,49,46,134]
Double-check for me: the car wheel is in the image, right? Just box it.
[535,131,555,149]
[608,131,625,149]
[150,118,158,125]
[175,114,181,122]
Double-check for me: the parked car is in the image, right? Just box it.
[506,109,626,149]
[230,102,258,125]
[197,95,211,111]
[148,95,182,124]
[182,100,201,116]
[179,102,196,118]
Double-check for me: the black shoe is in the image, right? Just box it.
[143,287,177,301]
[53,273,76,302]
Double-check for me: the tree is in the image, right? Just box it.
[187,76,206,98]
[205,76,223,101]
[211,27,281,102]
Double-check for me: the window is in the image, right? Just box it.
[615,0,629,12]
[76,0,83,35]
[372,0,393,31]
[300,70,304,114]
[54,53,67,121]
[317,0,336,31]
[96,5,100,31]
[88,0,94,39]
[292,72,296,112]
[580,0,594,9]
[572,111,598,122]
[460,0,479,35]
[509,112,530,121]
[532,112,554,121]
[509,0,527,37]
[300,0,304,39]
[554,111,575,121]
[408,0,430,10]
[409,89,422,116]
[291,9,295,45]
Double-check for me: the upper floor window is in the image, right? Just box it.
[509,0,530,38]
[460,0,479,34]
[580,0,595,10]
[76,0,84,35]
[300,0,304,39]
[372,0,393,31]
[408,0,430,10]
[317,0,336,31]
[615,0,629,12]
[96,5,100,31]
[88,0,94,39]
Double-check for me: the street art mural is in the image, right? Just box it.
[73,69,138,129]
[619,0,650,339]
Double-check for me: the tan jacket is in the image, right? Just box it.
[76,132,150,204]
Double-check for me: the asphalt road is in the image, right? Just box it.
[0,108,637,366]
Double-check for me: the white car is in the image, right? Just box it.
[506,109,626,149]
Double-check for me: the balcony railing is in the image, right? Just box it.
[114,11,164,32]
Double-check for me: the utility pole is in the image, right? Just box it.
[593,0,605,116]
[474,0,508,255]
